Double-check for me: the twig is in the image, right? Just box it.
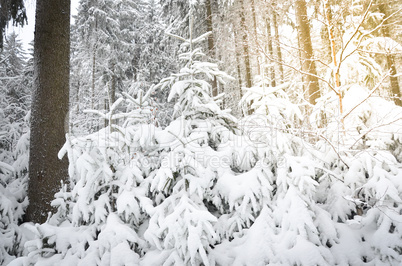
[342,73,389,120]
[357,49,402,55]
[319,134,350,168]
[315,166,345,183]
[337,0,373,70]
[338,6,402,71]
[350,117,402,149]
[257,43,337,95]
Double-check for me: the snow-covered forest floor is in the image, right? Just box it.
[2,0,402,265]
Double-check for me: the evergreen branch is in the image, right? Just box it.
[165,32,186,42]
[144,85,156,100]
[122,91,137,105]
[83,109,107,119]
[192,31,212,44]
[0,55,10,64]
[0,76,19,80]
[167,130,186,147]
[315,166,344,183]
[109,97,124,112]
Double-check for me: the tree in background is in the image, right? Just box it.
[0,33,30,155]
[376,0,402,106]
[0,31,30,266]
[0,0,26,49]
[295,0,321,105]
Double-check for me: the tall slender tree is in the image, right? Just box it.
[272,0,284,83]
[250,0,260,76]
[266,7,276,87]
[295,0,321,104]
[238,0,252,89]
[25,0,70,223]
[205,0,218,96]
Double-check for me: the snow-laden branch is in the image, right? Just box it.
[319,134,349,169]
[350,117,402,149]
[342,73,389,120]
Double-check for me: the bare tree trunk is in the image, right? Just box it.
[250,0,260,76]
[91,17,98,110]
[295,0,320,105]
[272,1,284,83]
[234,28,243,98]
[385,55,402,106]
[107,68,117,127]
[239,0,252,89]
[378,3,402,106]
[266,11,276,87]
[205,0,218,97]
[26,0,70,223]
[109,67,116,106]
[75,81,80,114]
[91,50,96,109]
[320,4,333,64]
[239,0,253,114]
[324,0,343,122]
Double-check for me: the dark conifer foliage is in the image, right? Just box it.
[0,0,27,49]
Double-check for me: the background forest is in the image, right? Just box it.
[1,0,402,265]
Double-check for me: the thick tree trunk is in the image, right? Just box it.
[295,0,320,105]
[26,0,70,223]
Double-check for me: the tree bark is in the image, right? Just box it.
[91,17,98,110]
[378,3,402,106]
[91,51,96,109]
[239,0,252,89]
[324,0,343,128]
[272,1,284,83]
[234,28,243,98]
[26,0,70,223]
[238,0,253,114]
[266,11,276,87]
[295,0,320,105]
[205,0,218,97]
[250,0,260,76]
